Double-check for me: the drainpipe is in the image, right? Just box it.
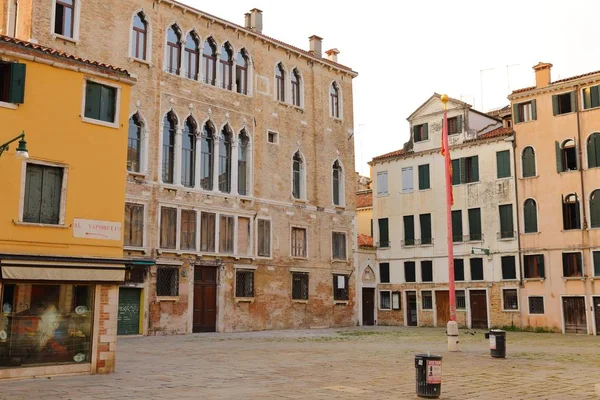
[509,132,524,330]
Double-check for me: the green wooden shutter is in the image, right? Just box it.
[513,104,521,124]
[459,158,466,184]
[524,200,538,233]
[592,86,600,108]
[456,115,463,133]
[413,125,419,141]
[418,164,430,190]
[23,164,43,223]
[85,82,101,120]
[468,208,481,240]
[499,204,514,238]
[118,288,141,335]
[423,123,428,140]
[471,156,479,182]
[523,147,536,177]
[552,95,559,116]
[531,99,537,120]
[575,195,582,229]
[420,214,431,244]
[378,218,389,245]
[8,63,26,104]
[40,166,63,224]
[590,190,600,228]
[452,210,462,242]
[496,151,510,178]
[403,216,414,245]
[569,92,576,112]
[555,141,563,172]
[593,251,600,276]
[583,88,592,109]
[99,85,116,123]
[452,159,460,185]
[588,134,599,168]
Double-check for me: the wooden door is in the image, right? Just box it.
[362,288,375,326]
[435,291,450,327]
[594,297,600,335]
[117,287,141,335]
[563,297,587,334]
[407,291,418,326]
[193,266,217,333]
[469,290,488,329]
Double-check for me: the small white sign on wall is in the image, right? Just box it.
[337,275,345,289]
[73,218,122,241]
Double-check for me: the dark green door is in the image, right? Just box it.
[118,287,141,335]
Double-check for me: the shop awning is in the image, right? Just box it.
[0,255,126,282]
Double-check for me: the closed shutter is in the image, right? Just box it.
[501,256,516,279]
[454,259,465,281]
[403,216,414,245]
[524,200,538,233]
[402,167,413,191]
[456,115,463,133]
[592,85,600,108]
[423,123,429,140]
[459,158,466,184]
[8,63,26,104]
[591,190,600,228]
[588,134,600,168]
[513,103,521,123]
[85,82,102,120]
[452,210,462,241]
[555,141,563,172]
[522,147,536,177]
[499,204,514,238]
[23,164,43,223]
[451,159,460,185]
[471,156,479,182]
[569,92,576,112]
[468,208,481,240]
[378,218,389,246]
[413,125,420,141]
[99,85,116,123]
[40,166,63,224]
[380,263,390,283]
[420,214,431,244]
[593,251,600,276]
[531,99,537,120]
[377,171,388,195]
[496,151,510,178]
[552,94,559,116]
[418,164,430,190]
[118,288,141,335]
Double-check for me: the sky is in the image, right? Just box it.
[186,0,600,175]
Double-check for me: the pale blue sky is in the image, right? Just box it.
[186,0,600,175]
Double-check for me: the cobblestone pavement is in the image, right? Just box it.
[1,327,599,400]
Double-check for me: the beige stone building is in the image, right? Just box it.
[510,63,600,335]
[1,0,358,334]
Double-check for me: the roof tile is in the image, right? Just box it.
[356,191,372,208]
[358,234,374,248]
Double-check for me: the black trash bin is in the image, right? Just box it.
[415,353,443,398]
[484,329,506,358]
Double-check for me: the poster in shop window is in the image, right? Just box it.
[426,360,442,384]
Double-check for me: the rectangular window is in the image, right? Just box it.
[552,91,575,115]
[333,274,349,301]
[380,263,390,283]
[456,290,466,310]
[380,291,391,310]
[454,259,465,281]
[418,164,430,190]
[468,208,482,241]
[464,156,479,183]
[267,130,278,144]
[23,163,63,225]
[0,61,26,104]
[404,261,416,283]
[124,203,144,247]
[447,115,462,135]
[291,227,307,258]
[332,232,347,260]
[513,100,536,123]
[200,212,216,252]
[451,159,460,185]
[562,252,583,277]
[470,258,484,281]
[235,269,254,297]
[392,292,401,310]
[403,215,415,246]
[499,204,515,239]
[524,254,545,279]
[219,215,234,254]
[159,207,177,249]
[594,251,600,277]
[180,209,196,250]
[54,0,75,37]
[503,289,519,310]
[562,194,581,230]
[496,150,511,178]
[421,261,433,282]
[292,272,309,300]
[84,81,116,123]
[237,217,251,256]
[378,218,390,248]
[452,210,463,242]
[413,123,428,142]
[257,219,271,257]
[421,291,433,310]
[156,267,179,296]
[419,213,432,245]
[583,85,600,110]
[501,256,517,280]
[402,167,414,192]
[377,171,388,195]
[528,296,545,314]
[0,283,93,367]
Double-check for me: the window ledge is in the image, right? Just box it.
[514,120,536,126]
[422,309,434,312]
[292,300,309,304]
[524,278,545,282]
[128,57,152,67]
[235,297,254,304]
[12,220,68,228]
[498,237,517,241]
[156,296,179,302]
[334,301,349,305]
[331,259,348,263]
[276,100,290,108]
[81,116,119,129]
[590,276,600,280]
[554,111,576,117]
[0,101,17,110]
[558,169,579,174]
[561,229,583,232]
[501,279,519,282]
[563,277,585,282]
[379,308,391,311]
[376,193,389,197]
[519,175,539,180]
[400,190,414,194]
[496,177,512,181]
[292,198,308,204]
[413,139,431,144]
[521,232,540,236]
[502,309,520,313]
[52,33,78,45]
[127,171,148,178]
[291,256,309,261]
[124,246,147,254]
[291,105,305,113]
[332,117,343,123]
[467,239,484,244]
[237,195,255,202]
[256,256,273,260]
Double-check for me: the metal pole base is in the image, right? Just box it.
[447,321,460,352]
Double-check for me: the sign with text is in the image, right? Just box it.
[426,360,442,384]
[73,219,122,241]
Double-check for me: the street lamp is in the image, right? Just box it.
[0,132,29,159]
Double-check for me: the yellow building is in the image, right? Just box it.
[0,35,135,377]
[510,63,600,335]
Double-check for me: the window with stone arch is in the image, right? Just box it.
[330,82,341,118]
[162,112,177,184]
[165,24,182,75]
[557,139,578,172]
[236,49,250,95]
[131,12,148,60]
[587,132,600,168]
[591,189,600,228]
[220,42,234,91]
[332,160,344,206]
[275,63,285,102]
[292,151,305,200]
[127,113,143,173]
[522,146,536,178]
[238,129,250,196]
[181,117,197,188]
[200,121,215,190]
[291,68,301,107]
[184,31,200,80]
[202,37,217,85]
[218,125,233,193]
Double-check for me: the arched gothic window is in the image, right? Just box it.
[220,43,233,90]
[184,32,199,80]
[166,25,181,74]
[276,63,285,102]
[162,112,177,183]
[127,113,143,172]
[330,82,340,118]
[291,68,301,107]
[181,117,197,187]
[238,131,249,196]
[236,49,249,95]
[218,126,232,193]
[131,12,148,60]
[200,122,214,190]
[333,160,343,206]
[202,38,217,85]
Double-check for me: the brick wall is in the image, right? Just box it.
[95,284,119,374]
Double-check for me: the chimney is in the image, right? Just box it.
[325,48,340,63]
[308,35,323,58]
[244,13,251,29]
[249,8,263,34]
[533,62,553,88]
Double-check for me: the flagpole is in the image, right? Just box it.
[440,94,459,352]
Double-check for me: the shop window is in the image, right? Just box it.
[0,284,93,368]
[422,291,433,310]
[292,272,309,300]
[333,274,349,301]
[235,269,254,298]
[156,267,179,296]
[503,289,518,310]
[379,291,391,310]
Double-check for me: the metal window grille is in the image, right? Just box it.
[528,296,545,314]
[379,291,391,309]
[236,270,254,297]
[503,289,518,310]
[332,232,346,260]
[456,290,466,310]
[333,274,349,301]
[422,291,433,309]
[292,272,309,300]
[156,267,179,296]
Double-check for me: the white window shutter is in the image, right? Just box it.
[377,171,388,195]
[402,167,413,191]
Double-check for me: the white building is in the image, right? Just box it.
[367,94,522,329]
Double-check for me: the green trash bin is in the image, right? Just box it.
[415,353,443,398]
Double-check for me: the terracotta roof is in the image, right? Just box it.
[464,127,513,142]
[0,35,130,76]
[356,191,372,208]
[168,0,357,75]
[372,148,408,161]
[357,234,374,248]
[487,105,511,117]
[512,69,600,95]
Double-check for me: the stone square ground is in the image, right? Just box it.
[1,326,599,399]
